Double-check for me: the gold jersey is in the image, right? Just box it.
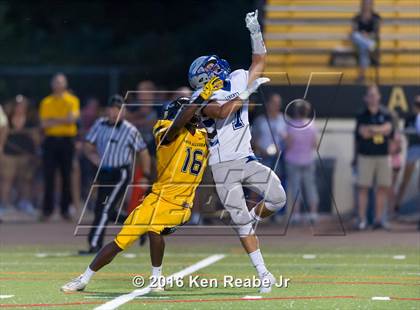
[151,120,208,207]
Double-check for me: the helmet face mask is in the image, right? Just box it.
[188,55,231,90]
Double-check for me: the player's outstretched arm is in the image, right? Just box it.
[163,77,223,143]
[245,9,267,86]
[202,77,270,119]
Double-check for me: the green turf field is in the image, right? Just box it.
[1,244,419,309]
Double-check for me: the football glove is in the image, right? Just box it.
[245,9,261,34]
[239,77,270,100]
[199,77,224,101]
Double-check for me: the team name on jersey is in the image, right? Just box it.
[184,140,206,147]
[223,92,239,101]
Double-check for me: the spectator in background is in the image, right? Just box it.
[351,0,381,83]
[39,73,80,221]
[0,104,8,218]
[0,95,39,216]
[285,99,319,224]
[80,97,100,136]
[168,87,191,101]
[355,85,392,230]
[126,80,158,154]
[79,97,101,204]
[395,96,420,211]
[388,111,403,208]
[0,104,7,156]
[162,86,192,112]
[252,93,287,175]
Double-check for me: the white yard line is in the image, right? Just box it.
[84,295,170,300]
[302,254,317,259]
[35,252,73,258]
[122,253,136,259]
[94,254,225,310]
[242,295,262,299]
[372,296,391,301]
[0,295,14,299]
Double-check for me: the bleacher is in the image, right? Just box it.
[264,0,420,85]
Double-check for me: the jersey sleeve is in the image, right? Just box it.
[152,120,172,145]
[85,118,102,144]
[242,70,249,87]
[210,69,249,106]
[233,69,249,93]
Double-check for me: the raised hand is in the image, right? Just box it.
[200,77,224,101]
[245,9,261,34]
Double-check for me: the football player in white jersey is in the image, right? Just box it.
[187,10,287,293]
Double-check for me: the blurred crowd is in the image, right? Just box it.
[0,73,419,231]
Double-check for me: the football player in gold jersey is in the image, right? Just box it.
[61,71,268,292]
[61,77,226,292]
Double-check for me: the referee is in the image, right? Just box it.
[80,95,151,254]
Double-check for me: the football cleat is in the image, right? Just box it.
[259,272,276,294]
[61,275,87,292]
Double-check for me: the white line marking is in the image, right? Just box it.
[243,295,262,299]
[35,252,72,258]
[372,296,391,301]
[303,254,317,259]
[0,295,14,299]
[85,295,169,300]
[122,253,137,259]
[393,255,406,260]
[94,254,225,310]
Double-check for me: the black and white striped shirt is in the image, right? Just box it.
[86,117,146,168]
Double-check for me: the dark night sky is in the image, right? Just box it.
[0,0,258,85]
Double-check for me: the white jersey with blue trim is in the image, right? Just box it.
[192,69,254,166]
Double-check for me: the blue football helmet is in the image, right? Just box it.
[188,55,231,90]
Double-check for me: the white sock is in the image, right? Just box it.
[81,266,95,283]
[250,207,263,222]
[151,265,162,278]
[248,249,268,277]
